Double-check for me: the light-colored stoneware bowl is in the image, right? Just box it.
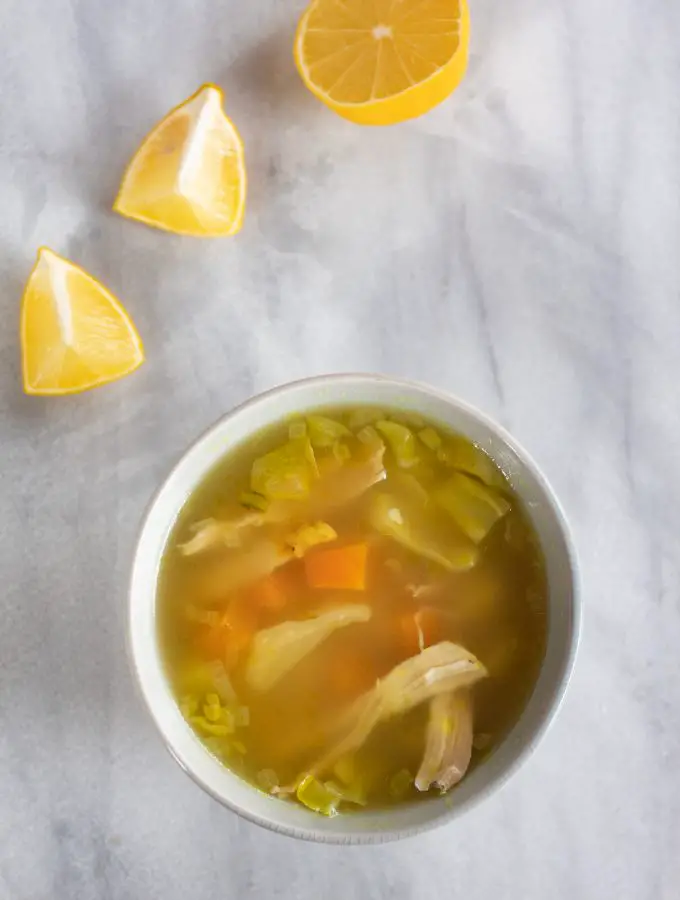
[128,374,580,844]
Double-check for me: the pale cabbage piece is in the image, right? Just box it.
[369,493,478,572]
[189,539,294,602]
[251,436,319,501]
[301,642,487,780]
[415,691,474,792]
[245,604,372,692]
[179,441,385,557]
[434,473,511,545]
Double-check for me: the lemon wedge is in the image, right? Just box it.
[114,84,246,236]
[21,248,144,395]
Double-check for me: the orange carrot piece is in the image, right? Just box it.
[222,596,258,669]
[249,573,287,610]
[194,624,228,660]
[304,542,368,591]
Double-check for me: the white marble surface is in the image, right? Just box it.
[1,0,678,897]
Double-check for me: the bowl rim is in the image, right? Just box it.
[128,373,581,843]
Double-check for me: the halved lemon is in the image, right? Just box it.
[114,84,246,236]
[21,248,144,395]
[294,0,470,125]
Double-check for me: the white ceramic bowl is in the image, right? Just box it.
[128,374,580,843]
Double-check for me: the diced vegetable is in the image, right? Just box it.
[231,740,247,755]
[418,427,442,452]
[356,425,382,447]
[245,604,372,691]
[369,493,478,572]
[203,692,222,722]
[194,624,228,660]
[287,521,338,558]
[304,543,368,591]
[415,692,473,792]
[207,661,238,704]
[348,408,384,430]
[240,491,269,512]
[296,774,339,816]
[249,573,287,610]
[437,439,507,489]
[332,441,351,463]
[434,473,511,544]
[190,714,235,737]
[389,769,413,799]
[307,415,351,448]
[257,768,280,792]
[288,421,307,440]
[376,420,419,469]
[250,436,319,501]
[389,412,425,429]
[221,595,258,669]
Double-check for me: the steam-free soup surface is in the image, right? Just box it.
[158,407,547,815]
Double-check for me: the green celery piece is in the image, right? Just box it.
[288,421,307,440]
[203,693,222,722]
[369,493,478,572]
[307,415,351,448]
[190,715,234,737]
[437,439,507,489]
[389,412,426,429]
[348,407,384,430]
[296,774,339,817]
[434,473,511,544]
[418,427,442,452]
[239,490,269,512]
[250,436,318,501]
[376,420,419,469]
[389,768,414,799]
[332,441,351,463]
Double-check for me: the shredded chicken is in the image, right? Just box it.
[415,691,474,792]
[297,642,486,782]
[178,444,385,557]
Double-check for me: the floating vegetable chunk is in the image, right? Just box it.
[287,521,337,558]
[251,436,319,501]
[434,473,511,544]
[245,604,372,691]
[304,543,368,591]
[370,493,478,572]
[307,415,351,448]
[437,439,508,490]
[295,774,339,817]
[376,420,419,469]
[415,691,473,792]
[159,405,549,817]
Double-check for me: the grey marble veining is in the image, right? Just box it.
[1,1,678,897]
